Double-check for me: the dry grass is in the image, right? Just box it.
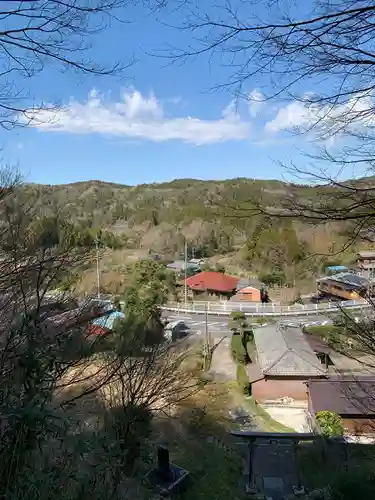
[151,383,247,500]
[75,248,150,295]
[55,368,247,500]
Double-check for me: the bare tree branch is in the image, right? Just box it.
[0,0,139,128]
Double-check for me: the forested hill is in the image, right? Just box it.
[20,177,316,229]
[16,177,363,281]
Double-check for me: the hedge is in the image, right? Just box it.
[236,364,251,396]
[231,333,248,364]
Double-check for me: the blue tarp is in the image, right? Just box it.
[91,310,125,330]
[326,265,349,272]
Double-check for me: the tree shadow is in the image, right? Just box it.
[32,373,375,500]
[149,404,249,500]
[51,380,252,500]
[298,437,375,497]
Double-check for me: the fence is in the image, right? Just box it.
[161,299,372,317]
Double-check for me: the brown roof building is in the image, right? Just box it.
[248,325,327,402]
[307,377,375,435]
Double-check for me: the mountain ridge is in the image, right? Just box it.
[20,176,367,294]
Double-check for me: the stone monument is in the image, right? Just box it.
[145,445,189,495]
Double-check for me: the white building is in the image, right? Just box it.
[357,251,375,279]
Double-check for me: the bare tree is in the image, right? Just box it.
[0,0,138,128]
[162,1,375,445]
[98,326,199,479]
[161,0,375,241]
[0,171,201,499]
[0,177,105,497]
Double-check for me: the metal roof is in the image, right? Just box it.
[253,325,326,377]
[357,251,375,258]
[325,265,348,271]
[91,311,125,330]
[167,260,200,271]
[167,260,186,270]
[307,377,375,416]
[317,272,368,289]
[236,277,265,291]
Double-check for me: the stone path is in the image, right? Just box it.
[228,405,259,431]
[207,337,305,499]
[208,336,237,380]
[251,440,299,499]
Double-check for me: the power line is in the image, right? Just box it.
[184,238,188,307]
[94,237,100,299]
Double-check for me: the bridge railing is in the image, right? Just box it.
[161,298,371,317]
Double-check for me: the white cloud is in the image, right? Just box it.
[265,95,375,136]
[265,101,313,133]
[26,89,251,145]
[248,89,265,117]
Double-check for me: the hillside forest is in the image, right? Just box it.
[19,178,365,295]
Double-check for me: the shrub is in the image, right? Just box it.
[294,292,303,304]
[229,312,253,338]
[230,311,245,319]
[259,272,286,287]
[316,411,344,437]
[255,317,268,325]
[231,333,248,364]
[243,327,254,344]
[329,467,375,500]
[236,364,251,396]
[105,403,152,477]
[229,311,246,330]
[303,325,342,339]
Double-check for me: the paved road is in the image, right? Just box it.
[162,312,231,338]
[162,311,334,339]
[163,310,373,340]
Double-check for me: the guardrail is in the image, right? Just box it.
[161,299,372,317]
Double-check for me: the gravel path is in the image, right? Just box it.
[207,338,303,499]
[208,337,237,380]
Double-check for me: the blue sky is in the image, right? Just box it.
[0,1,355,185]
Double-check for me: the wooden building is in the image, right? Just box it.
[248,325,327,402]
[357,251,375,279]
[307,377,375,435]
[316,272,368,300]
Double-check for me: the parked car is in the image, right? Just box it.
[85,298,116,312]
[164,320,190,342]
[309,294,327,304]
[302,319,332,328]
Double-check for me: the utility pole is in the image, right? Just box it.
[202,302,211,370]
[205,302,210,350]
[184,238,188,308]
[94,237,101,299]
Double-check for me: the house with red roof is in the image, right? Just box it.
[185,271,239,298]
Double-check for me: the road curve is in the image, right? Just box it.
[162,298,371,317]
